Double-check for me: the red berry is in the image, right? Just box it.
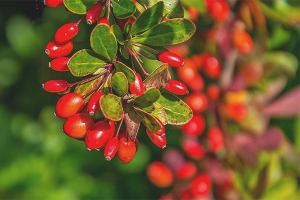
[55,93,85,118]
[183,114,205,136]
[130,73,145,96]
[126,16,136,26]
[85,121,111,150]
[45,40,73,58]
[147,161,174,188]
[158,51,184,67]
[86,4,103,25]
[207,84,220,101]
[104,137,119,161]
[207,127,224,152]
[186,75,204,92]
[44,0,64,7]
[54,22,79,44]
[43,80,68,93]
[211,0,229,21]
[233,31,253,53]
[97,17,110,26]
[49,57,70,71]
[150,118,165,136]
[63,113,94,139]
[182,139,205,159]
[117,137,136,163]
[240,63,263,85]
[225,103,247,121]
[191,174,212,197]
[159,195,173,200]
[188,7,199,21]
[87,91,103,115]
[146,129,167,148]
[117,129,127,140]
[177,59,197,82]
[203,56,221,79]
[165,80,188,95]
[176,162,197,180]
[205,0,215,12]
[109,120,116,139]
[185,93,208,113]
[80,106,88,114]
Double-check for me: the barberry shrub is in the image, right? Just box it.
[43,0,195,163]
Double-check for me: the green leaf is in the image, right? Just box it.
[90,24,117,62]
[142,0,184,18]
[112,0,136,19]
[124,103,141,142]
[113,61,135,83]
[120,45,130,59]
[261,177,297,200]
[132,18,195,46]
[180,0,205,14]
[144,63,171,89]
[129,87,161,104]
[111,72,128,96]
[102,73,112,94]
[132,43,168,60]
[136,103,156,112]
[63,0,97,14]
[262,51,298,77]
[111,25,125,45]
[149,102,168,125]
[100,94,123,121]
[133,106,161,132]
[68,49,107,77]
[131,2,164,35]
[157,92,193,125]
[124,22,133,39]
[74,76,104,102]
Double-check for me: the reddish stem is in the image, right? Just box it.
[130,41,160,54]
[115,101,126,138]
[75,16,84,27]
[127,47,150,78]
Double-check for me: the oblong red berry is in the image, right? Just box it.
[109,120,116,139]
[63,113,94,139]
[54,22,79,44]
[44,0,64,7]
[183,114,205,136]
[146,129,167,148]
[191,174,212,197]
[207,84,220,101]
[147,161,174,188]
[184,93,208,113]
[49,57,70,71]
[104,137,119,161]
[165,80,188,95]
[43,80,68,93]
[182,139,205,160]
[203,56,221,79]
[207,127,224,152]
[233,31,253,53]
[176,162,197,180]
[45,40,73,58]
[130,73,145,96]
[86,4,103,25]
[87,91,103,115]
[158,51,184,67]
[117,137,136,163]
[152,118,165,136]
[211,0,229,21]
[85,121,111,150]
[55,93,85,118]
[97,17,110,26]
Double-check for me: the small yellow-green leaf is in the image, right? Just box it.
[112,0,136,19]
[114,61,135,83]
[68,49,107,77]
[129,87,160,104]
[90,24,117,62]
[111,25,125,45]
[100,94,123,121]
[63,0,97,14]
[111,72,128,95]
[149,102,168,125]
[133,105,161,132]
[142,0,184,18]
[136,103,156,112]
[74,76,104,102]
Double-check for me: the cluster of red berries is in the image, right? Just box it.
[43,0,192,163]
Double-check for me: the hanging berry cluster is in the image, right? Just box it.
[43,0,195,163]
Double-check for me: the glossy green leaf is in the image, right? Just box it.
[133,106,161,132]
[90,24,117,62]
[142,0,184,18]
[149,102,168,125]
[136,103,156,112]
[129,87,161,104]
[132,18,195,46]
[111,72,128,96]
[111,25,125,45]
[262,51,298,77]
[63,0,97,14]
[124,22,132,39]
[120,45,130,59]
[131,2,164,35]
[124,103,141,142]
[144,63,170,89]
[112,0,136,19]
[157,92,192,125]
[132,43,168,60]
[74,76,104,102]
[100,94,123,121]
[261,177,297,200]
[102,73,112,94]
[113,61,135,83]
[68,49,107,77]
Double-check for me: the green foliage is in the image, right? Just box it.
[111,72,128,95]
[100,94,123,121]
[112,0,136,19]
[63,0,98,14]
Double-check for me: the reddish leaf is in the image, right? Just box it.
[256,127,284,151]
[124,103,141,142]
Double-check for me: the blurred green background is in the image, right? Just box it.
[0,1,299,199]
